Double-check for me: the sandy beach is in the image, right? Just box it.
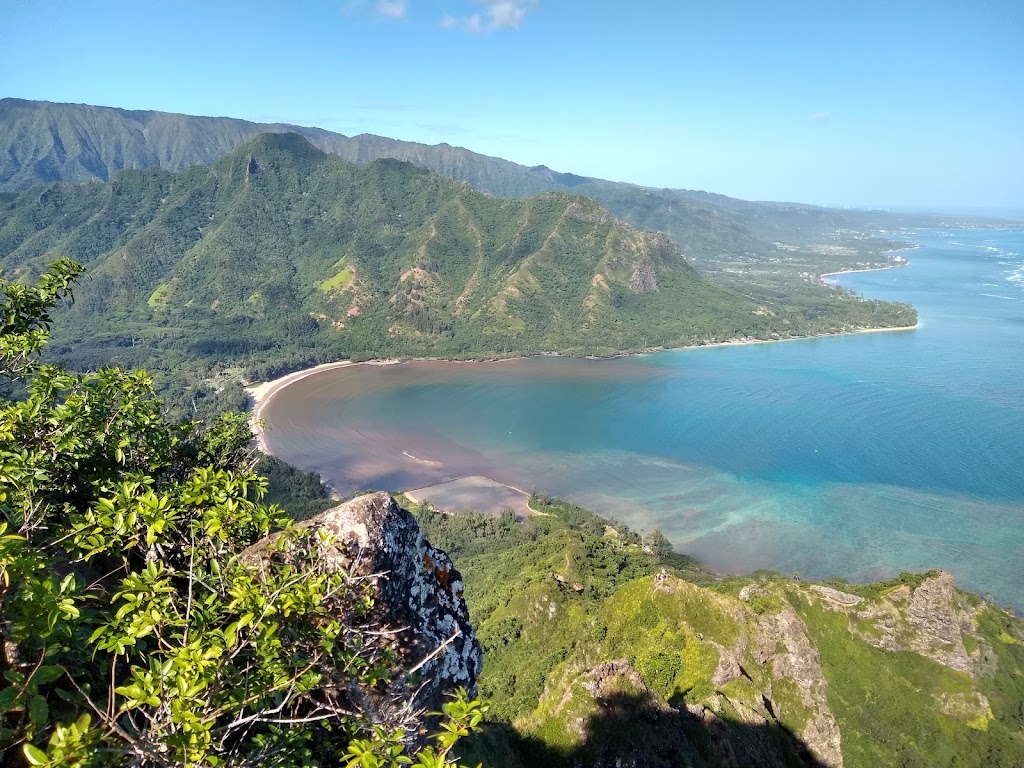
[820,265,899,280]
[248,361,357,450]
[673,321,919,353]
[404,475,535,518]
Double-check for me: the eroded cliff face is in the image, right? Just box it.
[809,572,1002,679]
[243,493,482,731]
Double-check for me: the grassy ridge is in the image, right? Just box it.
[406,496,1024,767]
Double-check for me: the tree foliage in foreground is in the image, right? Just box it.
[0,260,483,766]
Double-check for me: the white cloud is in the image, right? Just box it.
[440,12,485,32]
[376,0,407,20]
[341,0,407,21]
[487,0,534,29]
[441,0,538,33]
[809,112,831,121]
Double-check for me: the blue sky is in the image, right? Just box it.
[3,0,1021,211]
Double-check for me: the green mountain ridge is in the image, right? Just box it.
[0,133,914,408]
[0,98,776,271]
[403,496,1024,768]
[0,98,620,204]
[5,98,1013,269]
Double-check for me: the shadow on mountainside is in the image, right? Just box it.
[459,690,829,768]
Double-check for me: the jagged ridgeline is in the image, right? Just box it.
[0,132,839,374]
[0,98,1004,246]
[411,499,1024,768]
[0,99,770,264]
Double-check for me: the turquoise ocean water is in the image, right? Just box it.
[262,229,1024,610]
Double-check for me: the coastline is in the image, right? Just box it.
[673,322,919,352]
[247,322,920,449]
[240,229,1024,613]
[820,264,900,280]
[248,360,355,450]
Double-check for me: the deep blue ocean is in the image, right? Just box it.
[263,229,1024,610]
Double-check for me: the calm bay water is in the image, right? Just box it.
[262,229,1024,610]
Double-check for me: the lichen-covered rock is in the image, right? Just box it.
[242,492,482,728]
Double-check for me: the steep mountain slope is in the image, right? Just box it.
[5,98,985,272]
[0,98,559,196]
[0,99,770,266]
[0,133,915,389]
[410,498,1024,768]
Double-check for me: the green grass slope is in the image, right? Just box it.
[408,497,1024,768]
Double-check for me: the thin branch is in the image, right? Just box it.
[404,628,462,678]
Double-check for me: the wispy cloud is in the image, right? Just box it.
[342,0,407,21]
[809,112,831,121]
[376,0,407,20]
[441,0,538,33]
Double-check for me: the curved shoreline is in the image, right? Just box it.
[248,361,354,450]
[246,322,920,449]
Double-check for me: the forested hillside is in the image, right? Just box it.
[5,99,1011,270]
[0,133,915,413]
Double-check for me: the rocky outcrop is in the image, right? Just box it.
[810,585,862,606]
[905,571,976,675]
[585,659,652,701]
[554,659,811,768]
[756,607,844,767]
[818,572,988,677]
[629,263,659,293]
[242,492,482,730]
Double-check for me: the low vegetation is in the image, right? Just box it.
[409,497,1024,767]
[0,263,484,766]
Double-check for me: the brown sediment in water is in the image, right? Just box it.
[248,321,922,441]
[247,324,918,509]
[404,476,534,519]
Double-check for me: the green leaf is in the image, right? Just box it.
[0,686,21,713]
[23,744,48,766]
[29,695,48,728]
[73,713,92,734]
